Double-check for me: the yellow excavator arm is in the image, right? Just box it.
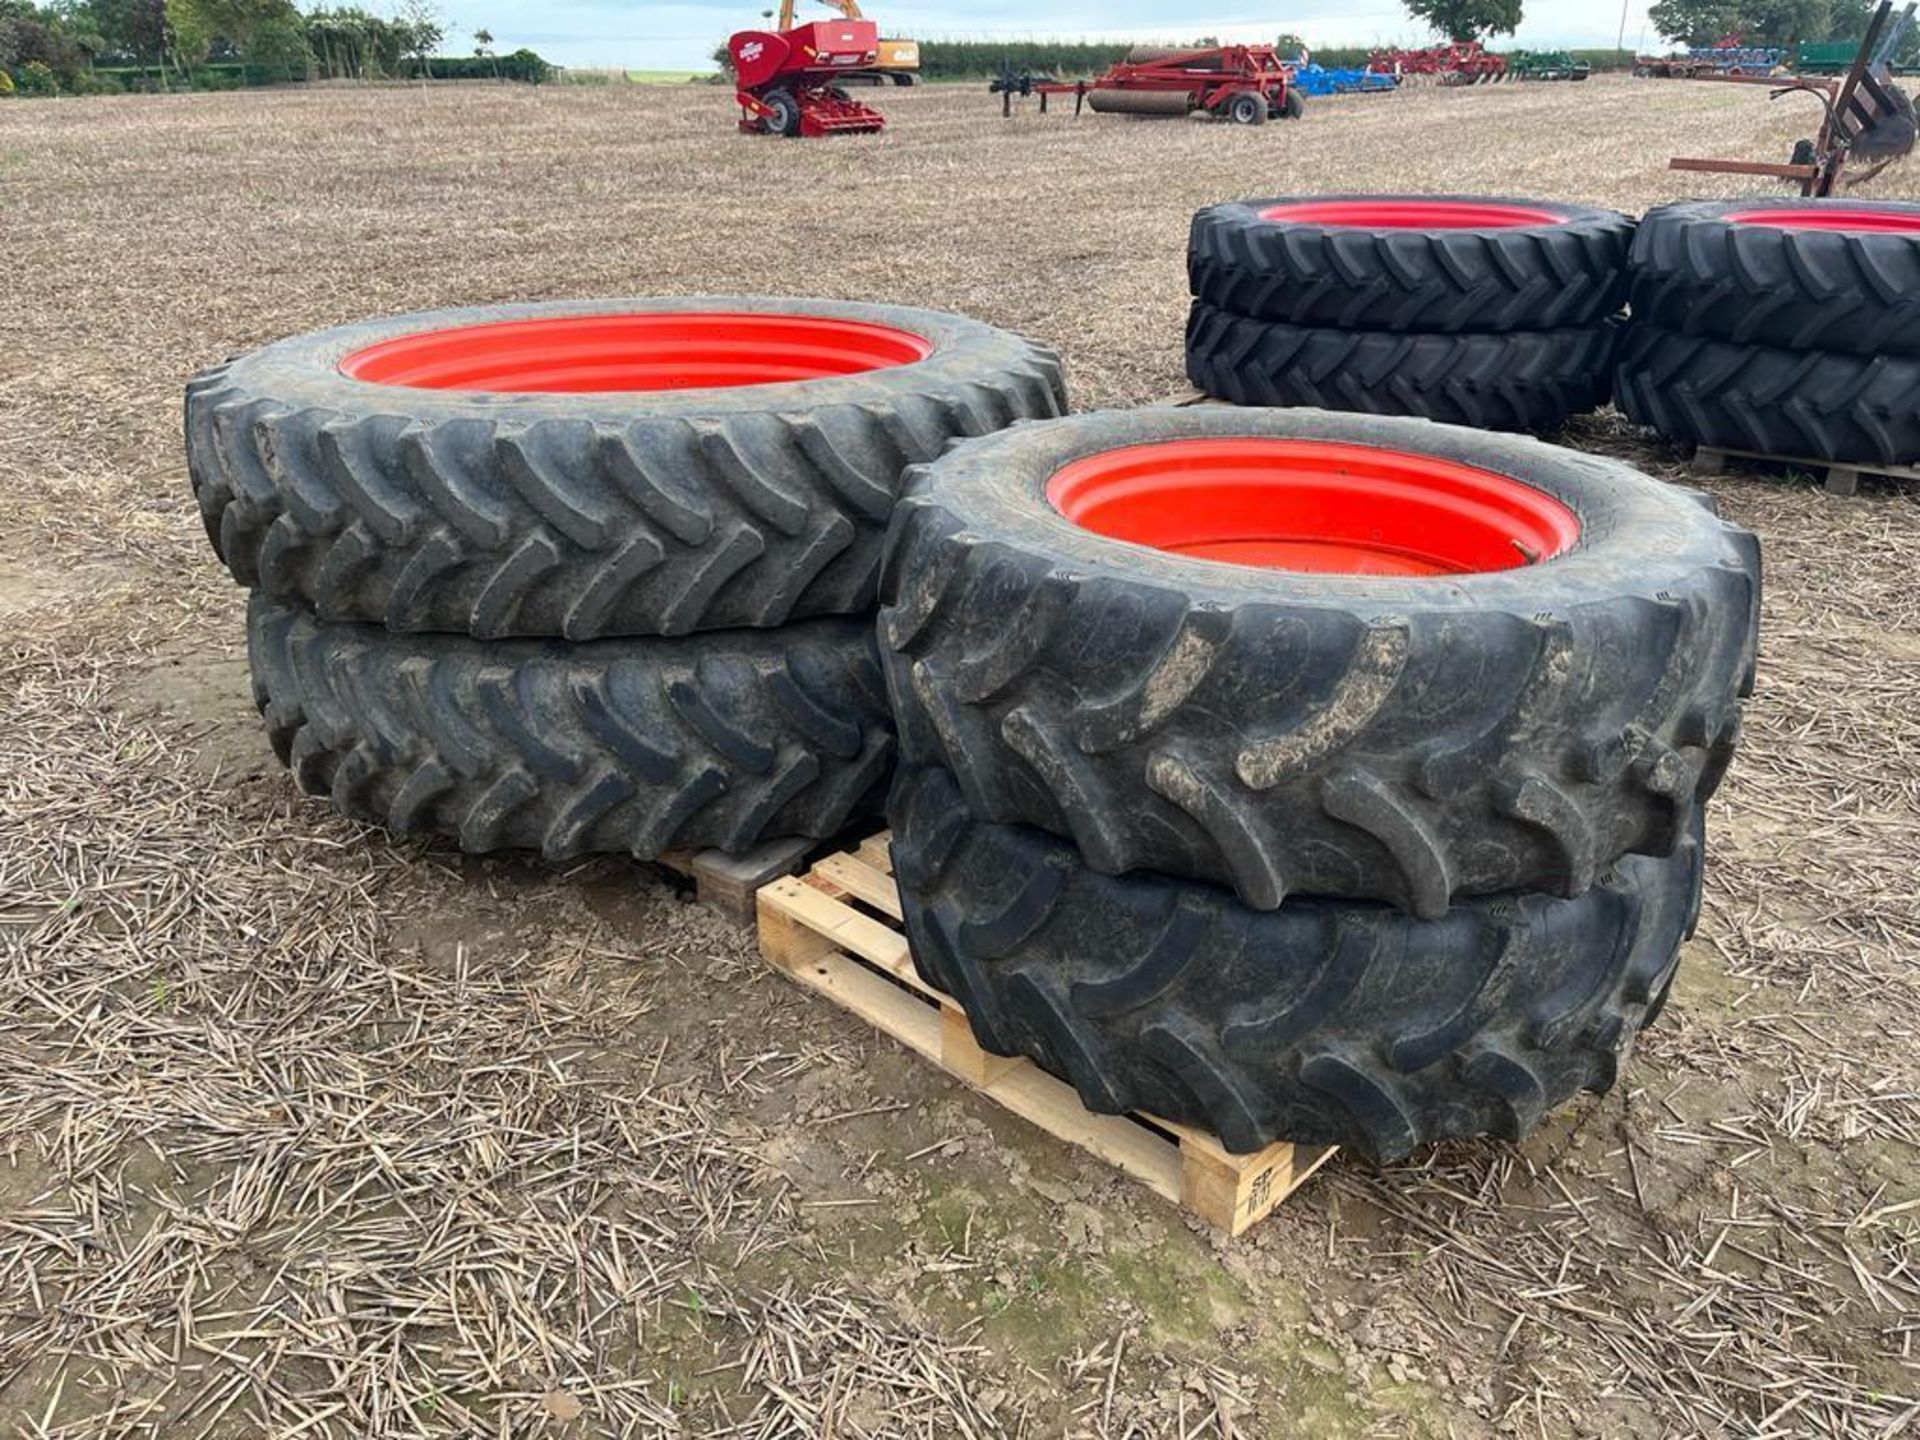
[774,0,864,27]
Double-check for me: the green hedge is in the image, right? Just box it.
[916,40,1133,81]
[424,49,552,84]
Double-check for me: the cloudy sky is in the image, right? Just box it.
[445,2,1661,73]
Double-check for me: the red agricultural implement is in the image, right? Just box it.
[1670,0,1915,193]
[990,44,1303,124]
[1367,42,1507,86]
[729,18,888,136]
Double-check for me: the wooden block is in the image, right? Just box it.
[1825,466,1862,497]
[759,875,923,992]
[940,1004,1022,1087]
[757,877,842,973]
[856,833,894,874]
[1162,388,1233,408]
[1179,1138,1339,1237]
[1689,447,1729,477]
[668,835,814,927]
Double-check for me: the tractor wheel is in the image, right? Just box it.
[762,87,803,136]
[1615,324,1920,467]
[185,297,1066,641]
[1189,194,1634,332]
[247,594,895,860]
[1279,87,1306,118]
[1223,92,1267,125]
[1185,301,1618,432]
[1628,198,1920,358]
[890,767,1704,1160]
[878,406,1759,918]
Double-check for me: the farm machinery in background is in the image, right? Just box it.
[990,45,1306,124]
[1635,35,1787,78]
[1367,42,1505,85]
[770,0,919,84]
[1670,1,1915,193]
[729,16,889,135]
[1288,59,1398,97]
[1507,50,1591,81]
[727,0,917,138]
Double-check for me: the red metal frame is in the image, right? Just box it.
[1022,44,1294,120]
[1367,42,1507,85]
[730,19,888,137]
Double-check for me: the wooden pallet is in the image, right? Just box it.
[756,836,1336,1236]
[654,824,888,927]
[1690,445,1919,498]
[652,836,820,927]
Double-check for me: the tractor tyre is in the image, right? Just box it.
[890,766,1704,1160]
[1628,199,1920,358]
[246,594,895,860]
[1185,302,1618,432]
[1188,194,1634,332]
[1614,324,1920,467]
[1280,87,1306,119]
[762,88,803,136]
[1223,92,1266,125]
[186,297,1066,640]
[878,406,1759,918]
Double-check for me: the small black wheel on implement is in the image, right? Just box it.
[1223,91,1267,126]
[1280,87,1306,119]
[762,87,802,137]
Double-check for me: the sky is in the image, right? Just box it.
[438,2,1662,74]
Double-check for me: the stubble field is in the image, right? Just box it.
[2,74,1918,1438]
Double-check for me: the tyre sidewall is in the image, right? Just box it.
[893,405,1737,618]
[206,296,1053,427]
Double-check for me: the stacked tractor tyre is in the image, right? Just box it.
[1616,199,1920,467]
[878,406,1761,1160]
[1185,196,1636,433]
[184,298,1067,863]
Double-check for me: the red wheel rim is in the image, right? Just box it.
[1256,198,1568,229]
[1045,439,1579,577]
[339,311,934,392]
[1726,207,1920,234]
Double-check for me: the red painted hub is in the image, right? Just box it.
[340,312,933,392]
[1256,199,1568,229]
[1045,439,1580,577]
[1726,207,1920,234]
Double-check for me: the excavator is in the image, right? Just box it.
[771,0,919,83]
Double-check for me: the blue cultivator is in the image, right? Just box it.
[1288,63,1398,97]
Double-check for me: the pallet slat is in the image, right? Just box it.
[758,841,1335,1236]
[1690,444,1920,498]
[811,852,904,921]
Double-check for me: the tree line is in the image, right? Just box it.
[1,0,553,95]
